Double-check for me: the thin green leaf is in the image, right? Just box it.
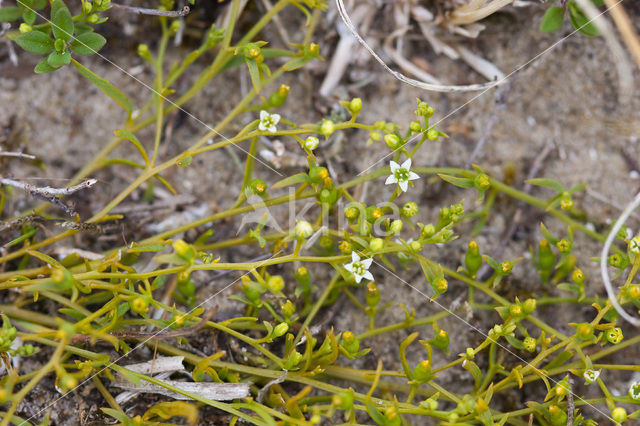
[72,59,133,117]
[114,129,149,166]
[0,6,22,22]
[15,30,55,54]
[52,5,74,42]
[70,32,106,55]
[540,6,565,33]
[525,178,565,193]
[246,58,262,92]
[438,174,474,188]
[272,172,309,189]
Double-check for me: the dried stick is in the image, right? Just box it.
[110,3,190,17]
[0,151,36,160]
[0,177,97,196]
[603,0,640,68]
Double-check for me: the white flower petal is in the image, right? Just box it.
[268,125,277,133]
[399,181,409,192]
[344,263,353,272]
[408,171,420,181]
[362,271,374,281]
[260,110,269,120]
[271,114,281,125]
[385,175,397,185]
[353,274,363,283]
[400,159,412,170]
[361,258,373,268]
[258,122,267,131]
[389,161,400,173]
[351,252,360,262]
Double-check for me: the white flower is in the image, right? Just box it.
[385,159,420,192]
[344,252,373,283]
[258,110,280,133]
[583,369,600,385]
[629,381,640,400]
[304,136,319,151]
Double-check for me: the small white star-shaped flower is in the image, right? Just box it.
[258,110,280,133]
[344,252,373,283]
[385,159,420,192]
[583,369,600,385]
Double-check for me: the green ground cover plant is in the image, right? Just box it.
[1,0,640,425]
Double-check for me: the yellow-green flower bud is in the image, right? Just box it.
[332,391,354,410]
[82,1,92,14]
[19,23,32,33]
[409,121,422,133]
[137,43,152,61]
[426,129,439,140]
[401,201,418,218]
[522,298,537,314]
[605,327,623,344]
[267,275,285,294]
[611,407,627,424]
[369,237,384,252]
[575,322,594,341]
[410,240,422,252]
[571,268,585,285]
[523,337,536,352]
[294,221,313,239]
[59,374,77,391]
[349,97,362,115]
[282,300,295,319]
[366,282,380,307]
[421,223,435,238]
[560,196,573,210]
[413,360,432,383]
[87,14,99,24]
[384,134,401,150]
[473,173,490,191]
[344,205,360,222]
[169,20,181,36]
[369,131,381,141]
[389,219,403,234]
[339,240,352,254]
[272,322,289,339]
[320,119,335,138]
[131,297,149,315]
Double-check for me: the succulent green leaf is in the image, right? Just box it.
[34,57,59,73]
[70,32,106,55]
[15,30,55,54]
[540,6,565,33]
[32,0,47,9]
[52,5,74,42]
[0,6,22,22]
[21,8,35,25]
[72,59,133,117]
[74,23,95,34]
[569,3,599,37]
[47,50,71,67]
